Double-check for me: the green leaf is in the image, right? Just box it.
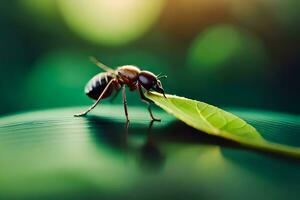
[145,92,300,158]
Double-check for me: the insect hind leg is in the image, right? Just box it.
[74,79,116,117]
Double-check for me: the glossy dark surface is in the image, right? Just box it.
[85,72,114,100]
[138,71,157,90]
[117,65,140,85]
[0,106,300,200]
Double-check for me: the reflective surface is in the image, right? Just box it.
[0,106,300,200]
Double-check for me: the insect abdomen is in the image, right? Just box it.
[85,72,114,100]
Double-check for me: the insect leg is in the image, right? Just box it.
[110,88,121,103]
[74,79,116,117]
[122,85,129,122]
[147,104,161,122]
[138,84,161,121]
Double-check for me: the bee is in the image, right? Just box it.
[74,57,167,121]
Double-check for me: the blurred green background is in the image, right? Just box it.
[1,1,300,199]
[0,0,299,115]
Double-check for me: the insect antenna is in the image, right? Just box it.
[157,74,167,79]
[89,56,115,73]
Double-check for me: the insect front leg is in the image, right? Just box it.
[74,79,116,117]
[138,84,161,121]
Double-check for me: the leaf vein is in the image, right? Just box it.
[196,103,220,134]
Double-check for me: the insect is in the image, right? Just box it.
[74,57,167,121]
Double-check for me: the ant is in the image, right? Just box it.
[74,57,167,122]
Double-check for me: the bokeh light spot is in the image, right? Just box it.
[187,25,268,74]
[58,0,165,46]
[188,25,244,71]
[19,0,57,20]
